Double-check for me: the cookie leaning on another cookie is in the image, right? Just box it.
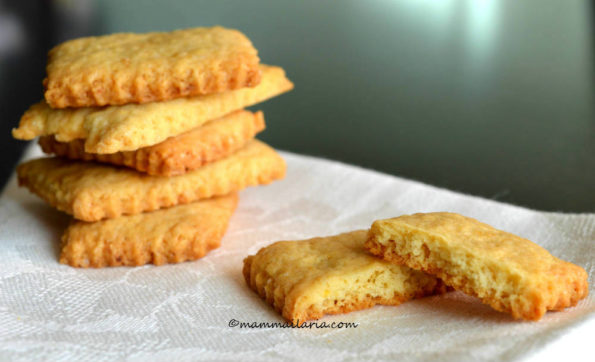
[44,26,261,108]
[365,212,589,321]
[61,193,238,268]
[243,230,446,324]
[14,65,293,154]
[38,109,265,176]
[18,140,285,222]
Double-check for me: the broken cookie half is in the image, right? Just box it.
[243,230,446,324]
[365,212,589,321]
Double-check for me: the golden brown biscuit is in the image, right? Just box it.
[17,140,285,221]
[243,230,446,325]
[38,109,265,176]
[60,193,238,268]
[365,212,589,321]
[44,26,261,108]
[13,65,293,154]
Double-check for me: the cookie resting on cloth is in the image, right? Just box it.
[43,26,261,108]
[243,230,446,324]
[13,65,293,154]
[365,212,589,321]
[38,109,265,176]
[60,193,238,268]
[17,140,285,222]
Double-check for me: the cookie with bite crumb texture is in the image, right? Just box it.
[365,212,589,321]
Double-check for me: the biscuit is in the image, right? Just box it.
[60,193,238,268]
[13,65,293,154]
[243,230,446,324]
[44,26,261,108]
[17,140,285,221]
[365,212,589,321]
[38,109,265,176]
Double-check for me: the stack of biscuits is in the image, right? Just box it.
[12,27,293,268]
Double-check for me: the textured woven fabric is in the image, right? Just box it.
[1,145,593,361]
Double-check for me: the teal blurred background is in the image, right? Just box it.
[1,0,593,211]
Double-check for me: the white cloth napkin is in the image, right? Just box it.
[0,144,593,361]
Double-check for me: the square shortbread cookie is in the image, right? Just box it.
[14,65,292,154]
[38,109,265,176]
[61,193,238,268]
[17,140,285,222]
[44,26,261,108]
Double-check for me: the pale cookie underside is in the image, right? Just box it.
[60,193,238,268]
[17,140,285,222]
[243,230,445,324]
[365,212,589,321]
[38,109,265,176]
[44,26,261,108]
[14,65,292,154]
